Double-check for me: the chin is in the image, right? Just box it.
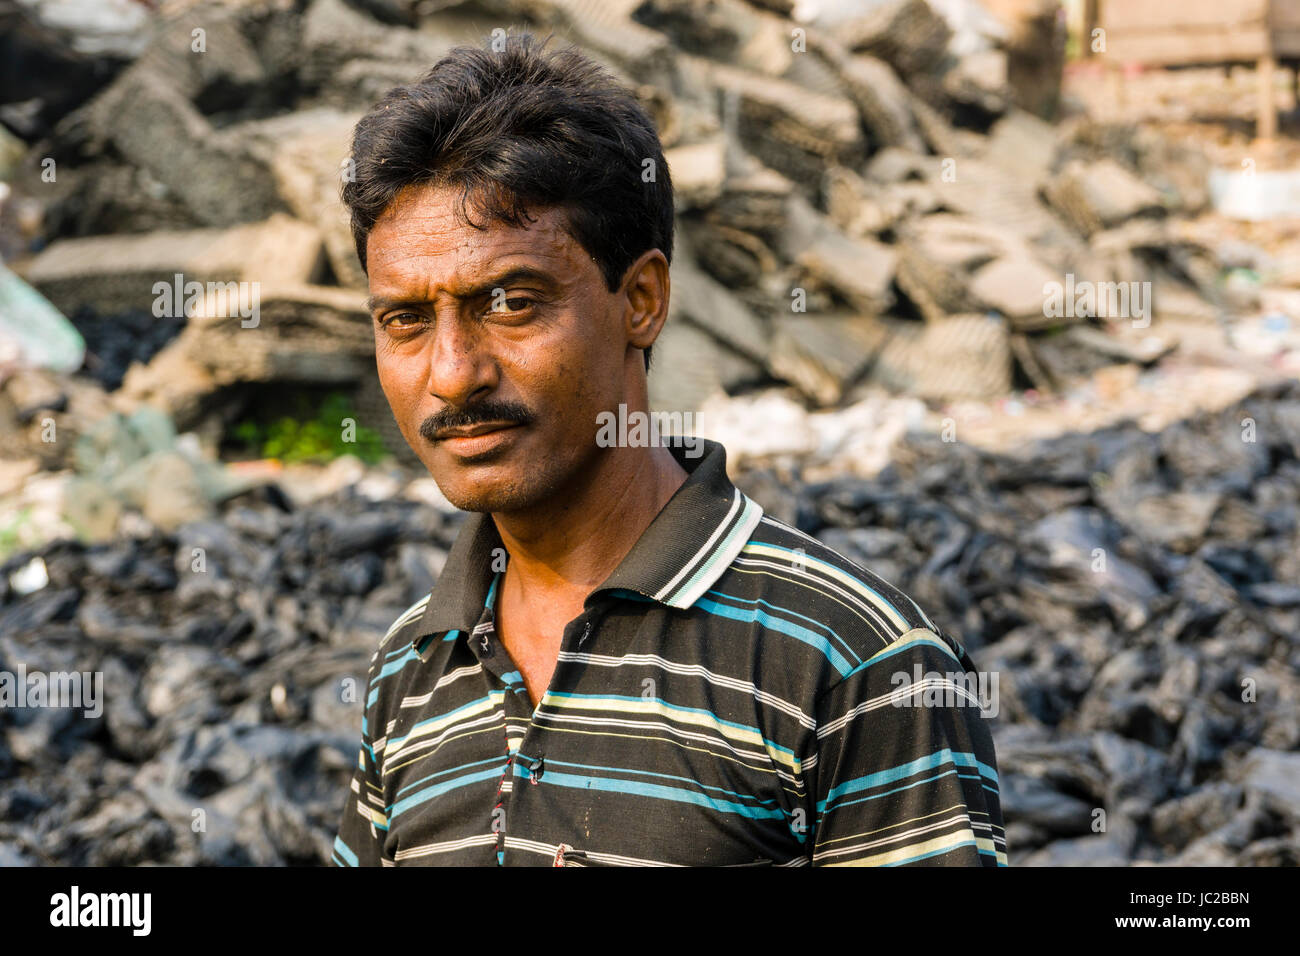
[428,465,541,514]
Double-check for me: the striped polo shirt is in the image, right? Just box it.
[332,437,1006,867]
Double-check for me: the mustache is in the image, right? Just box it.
[418,400,536,442]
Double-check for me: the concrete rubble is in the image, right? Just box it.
[3,0,1283,428]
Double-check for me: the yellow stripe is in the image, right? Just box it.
[383,723,507,776]
[382,693,503,767]
[863,628,963,668]
[355,798,388,829]
[815,803,980,847]
[823,828,979,867]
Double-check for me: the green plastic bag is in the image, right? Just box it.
[0,261,85,372]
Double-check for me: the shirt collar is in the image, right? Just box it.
[411,437,764,649]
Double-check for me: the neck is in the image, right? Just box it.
[492,443,689,602]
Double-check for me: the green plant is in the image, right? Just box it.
[231,392,388,464]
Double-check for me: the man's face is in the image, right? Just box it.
[365,182,635,514]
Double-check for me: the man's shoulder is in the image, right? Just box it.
[364,593,435,681]
[714,511,969,673]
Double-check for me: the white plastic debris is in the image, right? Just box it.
[9,555,49,595]
[1209,167,1300,222]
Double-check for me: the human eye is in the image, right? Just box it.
[379,312,425,333]
[484,294,536,320]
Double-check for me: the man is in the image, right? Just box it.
[331,33,1005,867]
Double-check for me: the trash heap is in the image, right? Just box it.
[1,378,1296,866]
[1,0,1297,868]
[1,0,1244,460]
[741,377,1300,865]
[0,470,460,866]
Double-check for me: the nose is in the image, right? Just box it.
[424,313,498,408]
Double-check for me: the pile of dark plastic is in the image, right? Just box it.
[743,378,1300,864]
[1,380,1298,865]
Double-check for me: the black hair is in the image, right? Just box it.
[343,32,674,372]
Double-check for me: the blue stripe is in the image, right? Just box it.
[840,634,963,679]
[694,597,855,676]
[750,541,909,624]
[368,645,424,706]
[377,645,421,679]
[545,757,780,809]
[390,766,509,819]
[382,642,417,663]
[817,749,997,813]
[516,768,788,821]
[384,694,500,752]
[821,768,987,817]
[704,590,863,667]
[394,755,508,800]
[332,836,358,867]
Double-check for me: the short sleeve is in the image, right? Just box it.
[804,629,1006,866]
[332,655,390,867]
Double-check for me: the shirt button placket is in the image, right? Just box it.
[514,607,601,861]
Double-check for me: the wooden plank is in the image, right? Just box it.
[1104,29,1270,65]
[1258,53,1278,139]
[1100,0,1267,31]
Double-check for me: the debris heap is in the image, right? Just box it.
[2,0,1235,461]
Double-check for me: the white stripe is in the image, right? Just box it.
[731,554,905,648]
[759,514,939,632]
[813,814,977,862]
[504,837,682,867]
[394,833,498,861]
[665,492,765,609]
[555,651,815,728]
[399,664,484,708]
[740,541,912,636]
[380,710,503,768]
[817,678,980,738]
[381,594,431,645]
[656,488,745,601]
[531,712,807,789]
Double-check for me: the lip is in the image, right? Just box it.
[436,423,523,458]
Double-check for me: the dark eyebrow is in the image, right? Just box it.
[366,266,557,315]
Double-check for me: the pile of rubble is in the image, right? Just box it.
[1,379,1297,865]
[734,376,1300,865]
[0,0,1255,467]
[0,467,459,865]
